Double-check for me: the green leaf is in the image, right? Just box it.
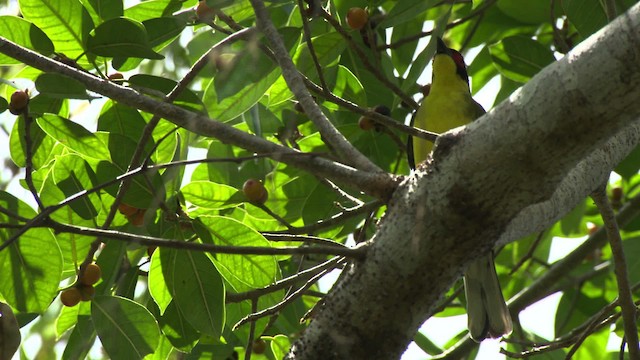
[488,36,555,83]
[62,315,95,360]
[9,115,59,169]
[0,191,62,313]
[214,48,276,103]
[400,11,449,96]
[92,296,160,359]
[51,154,101,220]
[86,17,163,59]
[97,101,147,142]
[623,237,640,285]
[93,133,165,209]
[128,74,206,114]
[195,216,279,291]
[159,301,199,352]
[18,0,94,60]
[468,46,499,95]
[143,16,186,49]
[562,0,608,39]
[148,248,172,314]
[86,0,123,21]
[25,93,68,117]
[413,331,442,355]
[0,16,53,65]
[181,181,241,210]
[124,0,183,22]
[497,0,561,24]
[293,32,345,79]
[332,65,366,107]
[389,16,424,76]
[559,199,586,236]
[35,73,92,99]
[270,334,292,359]
[555,288,608,336]
[0,96,7,113]
[204,69,280,122]
[378,0,439,28]
[161,248,226,337]
[36,114,111,160]
[615,144,640,179]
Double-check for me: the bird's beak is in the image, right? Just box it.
[436,37,449,55]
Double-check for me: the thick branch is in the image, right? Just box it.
[286,5,640,359]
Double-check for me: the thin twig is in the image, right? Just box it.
[272,200,383,235]
[249,0,383,173]
[509,231,545,275]
[49,220,368,258]
[318,9,418,110]
[0,206,30,222]
[233,257,345,329]
[378,0,497,50]
[253,202,295,230]
[262,233,347,247]
[226,256,343,303]
[297,0,329,93]
[591,185,639,359]
[244,298,258,360]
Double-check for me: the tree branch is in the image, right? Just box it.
[249,0,383,173]
[591,186,639,358]
[285,6,640,358]
[0,37,399,200]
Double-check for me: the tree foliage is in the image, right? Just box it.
[0,0,639,359]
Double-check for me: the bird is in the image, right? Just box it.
[408,37,513,342]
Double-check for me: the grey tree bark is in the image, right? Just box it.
[286,4,640,359]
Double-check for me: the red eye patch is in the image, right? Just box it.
[450,50,466,69]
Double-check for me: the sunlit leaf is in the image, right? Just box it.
[92,296,160,359]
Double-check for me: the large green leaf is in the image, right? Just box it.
[18,0,93,60]
[468,46,499,95]
[85,0,123,22]
[128,74,206,114]
[214,48,277,103]
[0,191,62,313]
[204,69,280,122]
[9,115,59,169]
[332,65,366,107]
[0,16,53,65]
[158,301,199,352]
[378,0,439,29]
[92,132,166,209]
[148,248,172,314]
[488,36,556,83]
[124,0,183,22]
[562,0,607,39]
[86,17,163,59]
[36,114,111,160]
[389,15,424,77]
[92,296,160,360]
[51,154,101,220]
[195,216,279,291]
[161,248,226,337]
[62,315,95,360]
[35,72,92,100]
[181,181,241,210]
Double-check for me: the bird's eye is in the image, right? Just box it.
[451,50,466,69]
